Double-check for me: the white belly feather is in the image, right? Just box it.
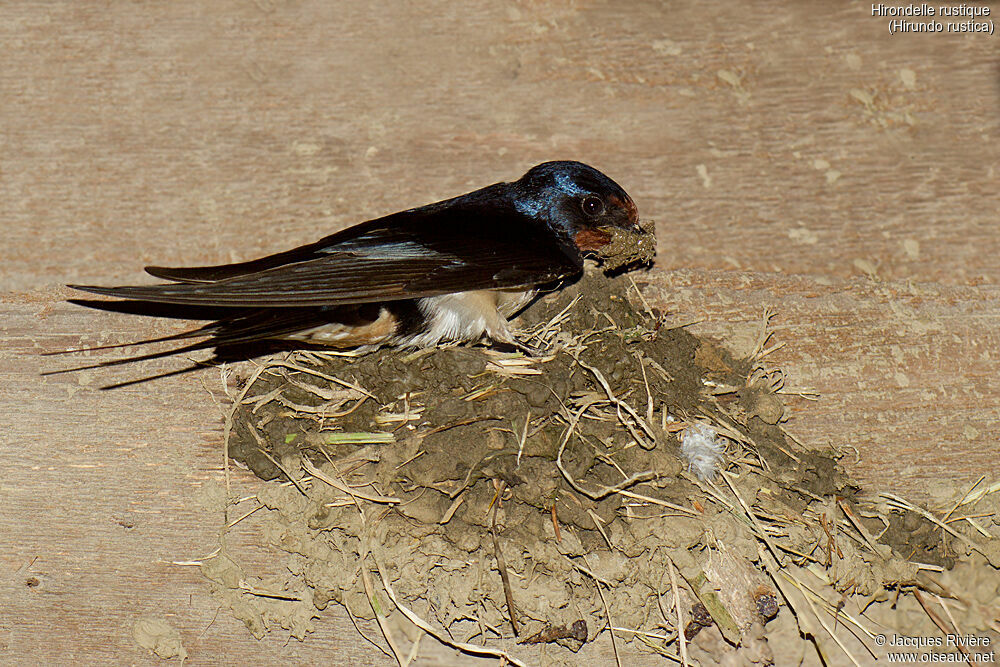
[400,289,534,348]
[287,289,535,350]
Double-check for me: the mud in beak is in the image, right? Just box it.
[591,220,656,272]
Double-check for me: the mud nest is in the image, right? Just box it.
[204,265,1000,665]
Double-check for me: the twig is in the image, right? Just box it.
[267,360,375,398]
[836,499,884,554]
[516,411,530,467]
[554,398,660,501]
[345,609,394,659]
[718,470,784,566]
[402,633,423,667]
[582,555,621,667]
[792,568,880,641]
[945,476,986,516]
[613,489,699,516]
[490,481,520,637]
[302,457,400,504]
[576,358,657,448]
[438,491,467,524]
[225,503,263,529]
[256,446,308,496]
[667,558,688,667]
[763,546,875,666]
[914,590,973,666]
[586,509,613,550]
[370,555,528,667]
[881,492,984,555]
[221,361,271,522]
[360,558,405,666]
[627,275,656,319]
[419,416,501,438]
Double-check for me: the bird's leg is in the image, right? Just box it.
[488,327,544,357]
[506,338,544,358]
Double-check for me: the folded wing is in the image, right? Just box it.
[71,191,583,308]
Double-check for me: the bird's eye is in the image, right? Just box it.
[581,196,604,216]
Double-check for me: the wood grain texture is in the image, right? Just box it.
[2,1,997,664]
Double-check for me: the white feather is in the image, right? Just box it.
[680,423,726,481]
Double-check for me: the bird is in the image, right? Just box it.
[47,161,650,379]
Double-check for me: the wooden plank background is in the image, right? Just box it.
[2,1,997,664]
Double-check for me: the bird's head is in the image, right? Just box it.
[514,161,642,255]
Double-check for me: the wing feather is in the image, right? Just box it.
[71,188,582,307]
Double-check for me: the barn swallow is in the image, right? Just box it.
[48,161,650,376]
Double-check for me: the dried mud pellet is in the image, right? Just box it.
[683,602,715,640]
[753,587,779,621]
[690,602,713,626]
